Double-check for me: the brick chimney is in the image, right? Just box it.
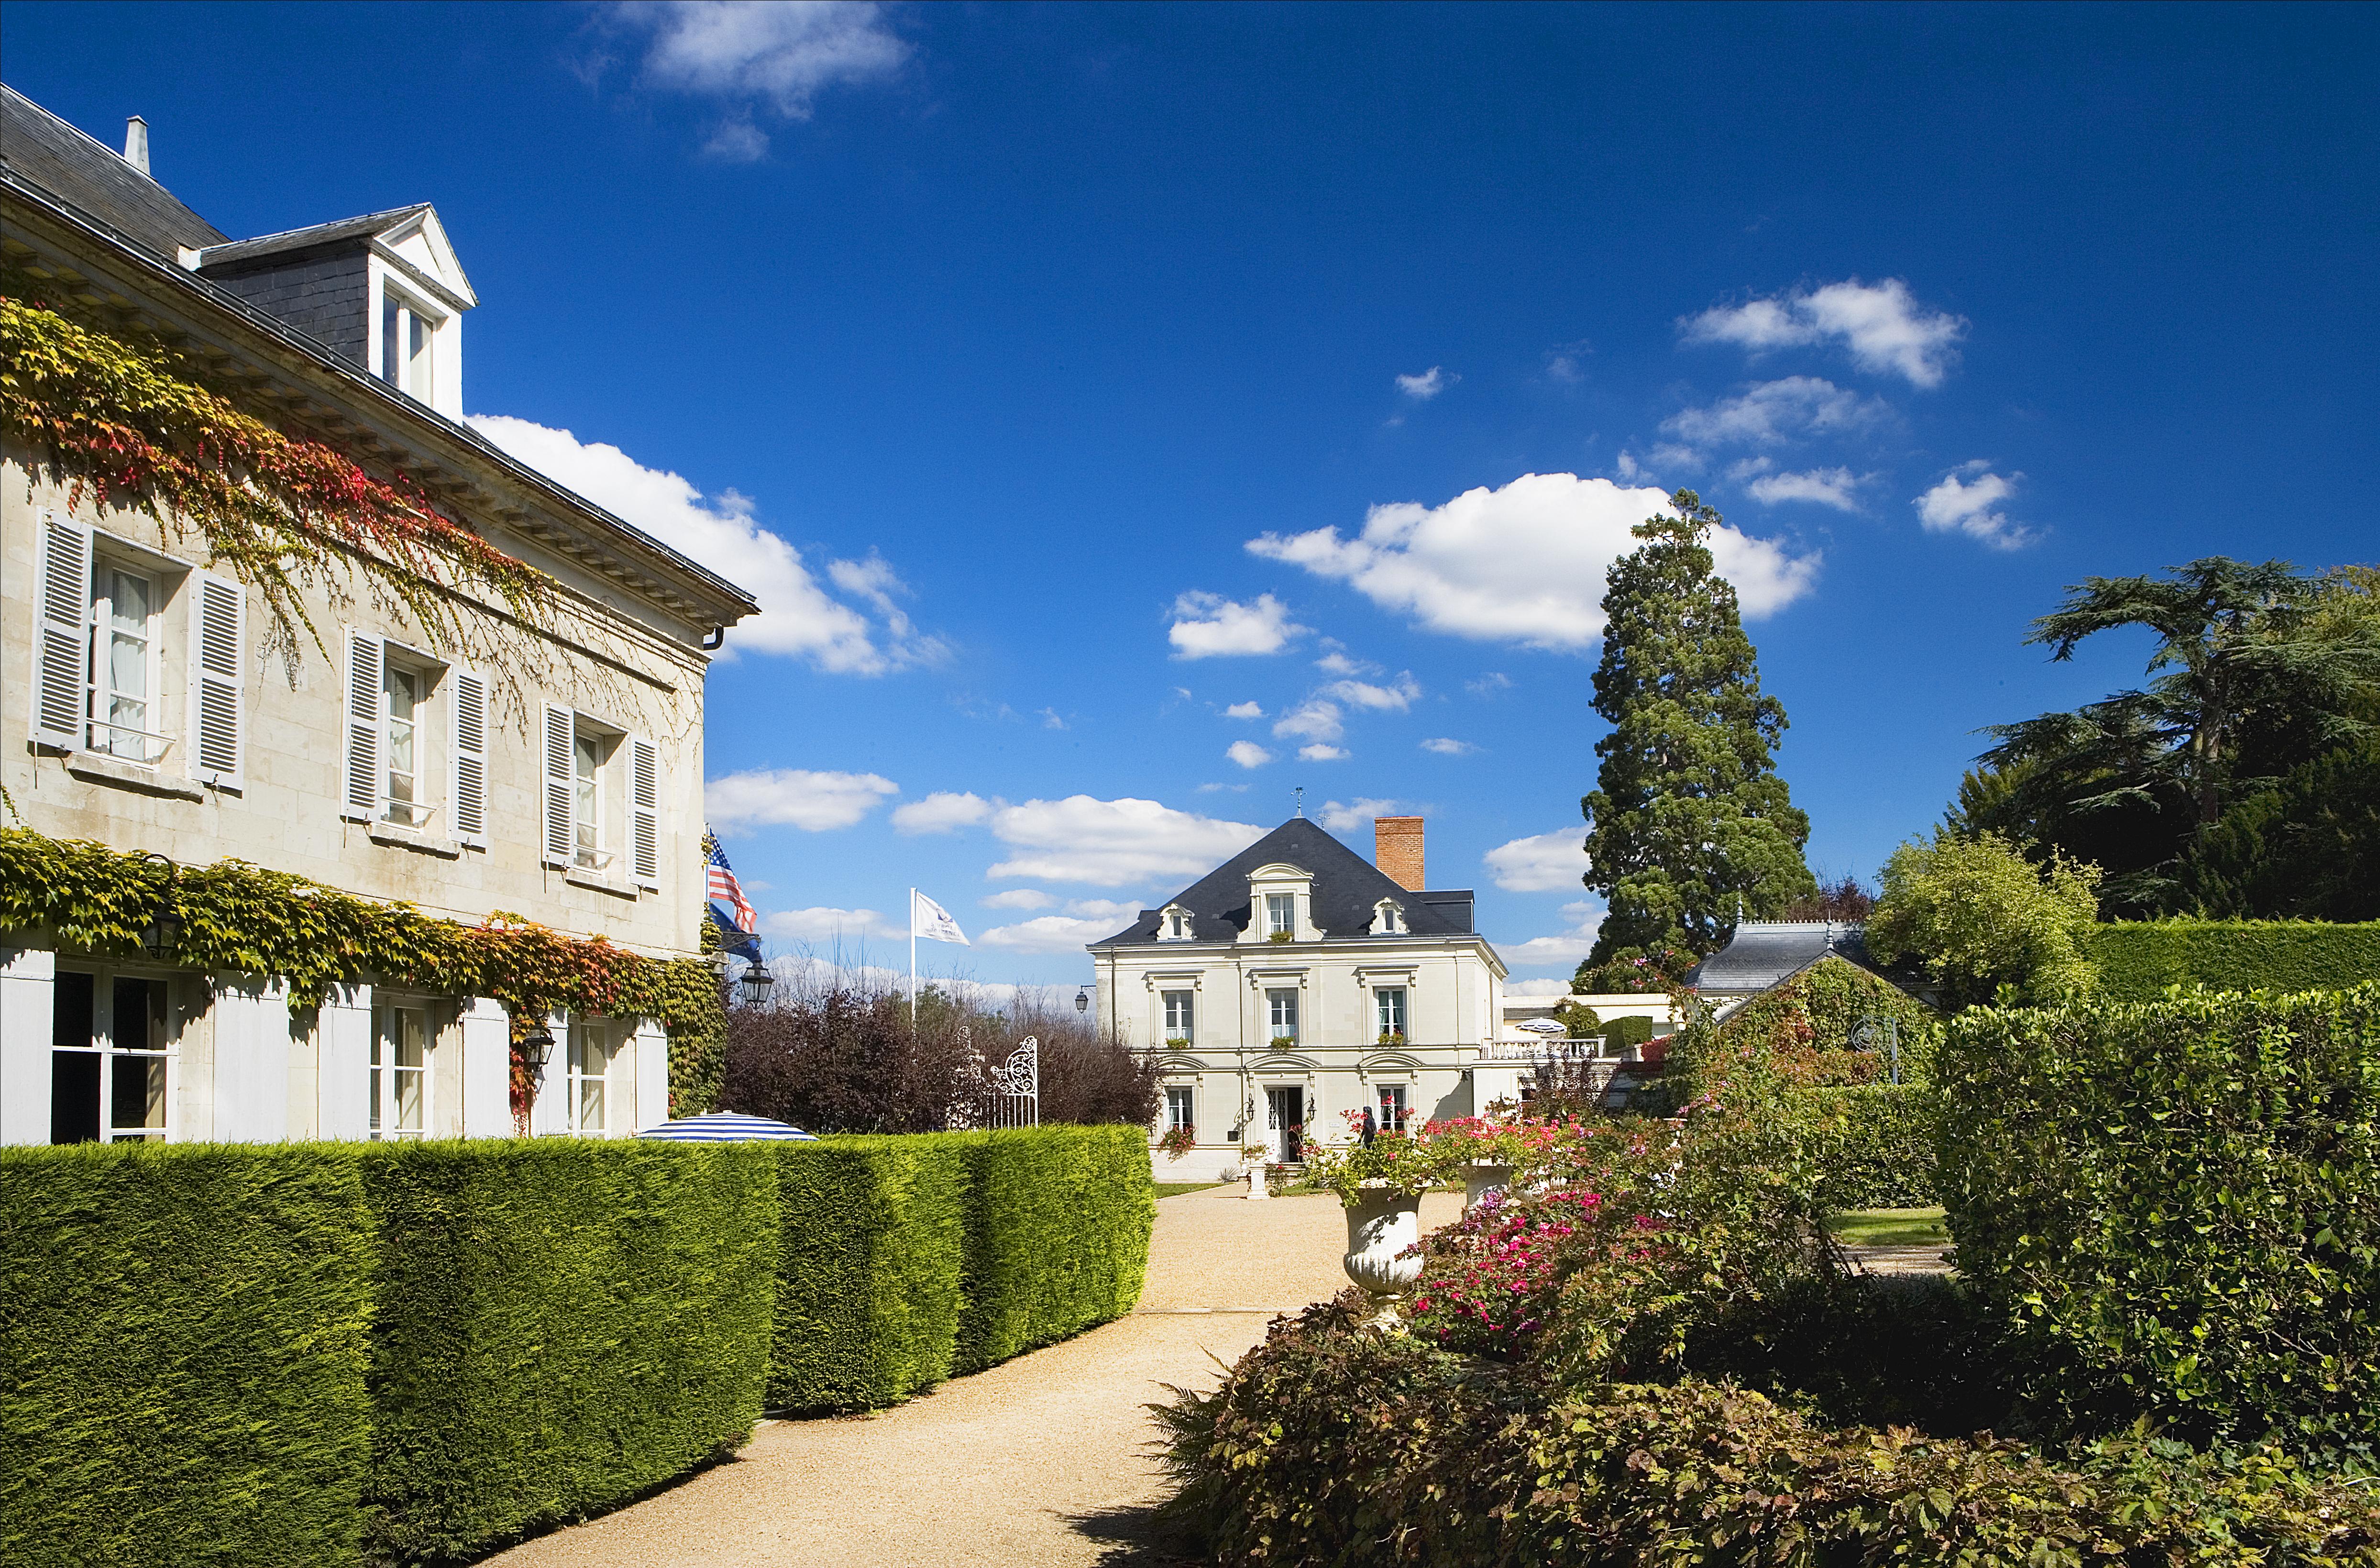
[1373,816,1424,892]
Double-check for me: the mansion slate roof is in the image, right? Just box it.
[1093,817,1476,947]
[1683,921,1880,994]
[0,86,228,256]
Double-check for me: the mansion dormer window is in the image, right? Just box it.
[1373,899,1405,935]
[380,287,441,403]
[1160,905,1195,940]
[1266,893,1296,937]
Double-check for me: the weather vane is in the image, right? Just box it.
[1295,785,1305,818]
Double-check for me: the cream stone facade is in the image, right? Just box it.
[1092,816,1511,1183]
[0,89,756,1147]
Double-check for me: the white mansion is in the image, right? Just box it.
[1091,815,1530,1180]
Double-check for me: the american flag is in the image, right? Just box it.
[704,831,761,957]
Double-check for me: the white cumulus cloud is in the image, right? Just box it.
[1682,278,1967,388]
[1324,674,1421,712]
[763,905,903,941]
[1500,901,1605,967]
[1420,737,1478,756]
[1663,377,1888,450]
[469,415,937,672]
[1298,744,1349,762]
[1395,366,1452,400]
[1315,797,1399,832]
[1273,699,1344,743]
[708,769,900,832]
[1485,829,1587,893]
[1916,464,2037,550]
[986,797,1264,886]
[1167,592,1307,658]
[606,0,909,157]
[1226,740,1273,770]
[1747,467,1866,511]
[981,888,1055,910]
[891,791,996,835]
[1250,473,1818,651]
[1223,701,1265,720]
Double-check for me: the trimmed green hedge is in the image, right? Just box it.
[1789,1084,1941,1209]
[957,1125,1155,1373]
[361,1141,778,1561]
[0,1145,376,1568]
[768,1134,975,1411]
[2086,919,2380,1000]
[1940,984,2380,1446]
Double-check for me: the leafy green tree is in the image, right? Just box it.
[1965,560,2380,913]
[1574,491,1815,986]
[1866,833,2101,1009]
[2177,739,2380,920]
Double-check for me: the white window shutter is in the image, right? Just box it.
[31,511,92,751]
[342,630,382,820]
[450,669,489,848]
[542,705,574,868]
[629,736,659,889]
[189,572,244,786]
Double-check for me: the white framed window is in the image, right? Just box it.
[1376,1082,1410,1134]
[566,1018,612,1135]
[1376,987,1408,1039]
[1165,1085,1194,1133]
[1374,899,1405,935]
[344,631,455,832]
[1162,990,1194,1042]
[380,287,439,403]
[370,1004,429,1140]
[383,663,430,828]
[50,969,171,1144]
[90,561,161,762]
[1161,906,1194,940]
[543,707,654,883]
[1266,894,1295,937]
[1266,987,1299,1041]
[573,729,607,869]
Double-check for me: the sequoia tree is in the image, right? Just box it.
[1574,492,1815,990]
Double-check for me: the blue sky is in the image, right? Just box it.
[10,3,2376,994]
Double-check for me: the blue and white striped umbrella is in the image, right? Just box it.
[639,1112,818,1142]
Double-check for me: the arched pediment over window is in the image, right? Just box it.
[1360,1050,1425,1075]
[1248,1051,1321,1074]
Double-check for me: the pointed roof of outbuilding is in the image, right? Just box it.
[1091,817,1478,946]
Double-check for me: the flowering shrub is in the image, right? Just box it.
[1408,1189,1610,1353]
[1155,1124,1196,1158]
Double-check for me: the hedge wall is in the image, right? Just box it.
[957,1125,1155,1373]
[1788,1084,1941,1209]
[767,1134,975,1412]
[0,1145,376,1568]
[1939,983,2380,1446]
[2086,919,2380,1000]
[361,1141,778,1561]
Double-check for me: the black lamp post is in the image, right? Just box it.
[137,852,182,958]
[518,1025,556,1073]
[1075,987,1090,1016]
[738,961,776,1008]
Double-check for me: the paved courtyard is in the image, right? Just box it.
[485,1184,1464,1568]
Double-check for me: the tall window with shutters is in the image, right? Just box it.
[543,706,658,889]
[342,630,456,832]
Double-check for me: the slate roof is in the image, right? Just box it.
[193,206,434,269]
[1684,922,1880,993]
[1092,818,1477,946]
[0,86,227,256]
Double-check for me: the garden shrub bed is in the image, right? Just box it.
[2084,919,2380,999]
[0,1144,376,1568]
[1,1126,1153,1566]
[1941,983,2380,1447]
[1161,1297,2380,1567]
[1787,1083,1940,1209]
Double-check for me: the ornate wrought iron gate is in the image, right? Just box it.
[984,1036,1040,1128]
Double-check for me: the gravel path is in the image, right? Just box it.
[484,1184,1464,1568]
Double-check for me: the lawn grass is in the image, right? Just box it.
[1154,1182,1224,1199]
[1826,1207,1950,1248]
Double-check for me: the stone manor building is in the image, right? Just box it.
[0,88,756,1145]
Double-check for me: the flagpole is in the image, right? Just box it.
[909,887,918,1028]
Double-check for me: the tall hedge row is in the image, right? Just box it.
[0,1126,1153,1566]
[2085,919,2380,999]
[361,1141,779,1560]
[1939,983,2380,1445]
[0,1145,376,1568]
[1787,1084,1941,1209]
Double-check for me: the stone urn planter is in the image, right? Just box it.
[1341,1184,1424,1325]
[1461,1161,1516,1214]
[1242,1150,1272,1201]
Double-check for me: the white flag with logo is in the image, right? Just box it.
[912,890,970,945]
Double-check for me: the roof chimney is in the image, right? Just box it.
[122,116,149,176]
[1373,816,1424,892]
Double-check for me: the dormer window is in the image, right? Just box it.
[1159,905,1195,941]
[1266,893,1296,937]
[380,288,439,403]
[1373,899,1406,935]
